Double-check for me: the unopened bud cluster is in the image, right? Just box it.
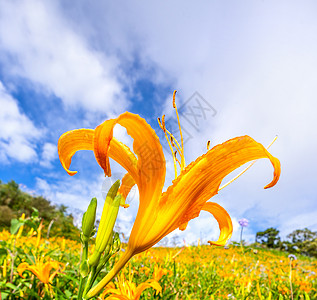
[78,180,123,298]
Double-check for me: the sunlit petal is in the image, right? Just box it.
[178,202,232,246]
[58,128,138,178]
[203,202,233,246]
[17,262,29,278]
[58,129,94,176]
[128,136,280,251]
[135,280,162,299]
[118,173,136,202]
[165,135,280,235]
[93,112,166,250]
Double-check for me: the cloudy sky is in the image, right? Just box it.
[1,0,316,246]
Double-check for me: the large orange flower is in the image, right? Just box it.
[58,97,280,298]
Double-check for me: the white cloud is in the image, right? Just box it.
[0,0,127,114]
[40,142,57,168]
[279,211,317,239]
[3,1,317,245]
[35,175,105,212]
[120,2,317,239]
[0,81,42,163]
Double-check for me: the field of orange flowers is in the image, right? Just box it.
[1,227,316,300]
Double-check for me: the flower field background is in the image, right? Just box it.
[1,228,316,300]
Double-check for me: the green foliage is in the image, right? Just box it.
[0,180,80,240]
[0,247,8,265]
[9,218,24,235]
[256,227,317,258]
[255,227,281,249]
[285,228,317,257]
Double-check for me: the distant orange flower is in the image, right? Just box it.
[17,258,63,284]
[58,92,280,298]
[152,265,171,281]
[101,272,161,300]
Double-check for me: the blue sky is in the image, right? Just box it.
[1,0,317,246]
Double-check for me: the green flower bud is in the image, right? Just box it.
[88,181,121,266]
[81,198,97,242]
[80,260,90,278]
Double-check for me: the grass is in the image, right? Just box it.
[0,230,316,299]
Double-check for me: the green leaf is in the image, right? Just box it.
[31,207,39,218]
[0,248,8,265]
[24,219,38,230]
[10,218,23,235]
[64,290,72,298]
[5,282,17,290]
[0,292,9,300]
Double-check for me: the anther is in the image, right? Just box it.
[207,140,210,151]
[157,117,165,132]
[173,90,177,108]
[162,115,166,132]
[171,136,175,147]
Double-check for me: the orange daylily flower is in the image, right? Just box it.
[101,271,161,300]
[152,265,171,281]
[17,257,63,284]
[58,94,280,298]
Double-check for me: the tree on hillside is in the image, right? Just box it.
[285,228,317,257]
[0,180,80,240]
[287,228,317,244]
[256,227,281,248]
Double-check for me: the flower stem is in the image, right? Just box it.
[85,249,133,299]
[239,227,247,263]
[240,227,244,253]
[77,241,88,299]
[77,277,85,300]
[83,266,96,297]
[289,259,294,300]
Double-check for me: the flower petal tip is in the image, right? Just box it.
[263,159,281,189]
[66,170,78,176]
[207,240,225,247]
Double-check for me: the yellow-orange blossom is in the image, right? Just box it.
[58,106,280,298]
[18,258,63,285]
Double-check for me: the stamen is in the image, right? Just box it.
[170,136,175,147]
[158,117,167,133]
[162,115,166,131]
[157,91,189,177]
[207,140,211,151]
[172,91,186,168]
[158,116,178,178]
[159,117,182,156]
[174,151,181,168]
[218,136,278,191]
[157,117,163,131]
[165,128,182,155]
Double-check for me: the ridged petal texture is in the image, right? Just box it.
[129,135,280,253]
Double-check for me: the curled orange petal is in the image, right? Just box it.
[58,129,94,176]
[58,128,138,178]
[203,202,233,246]
[118,173,135,202]
[166,135,280,232]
